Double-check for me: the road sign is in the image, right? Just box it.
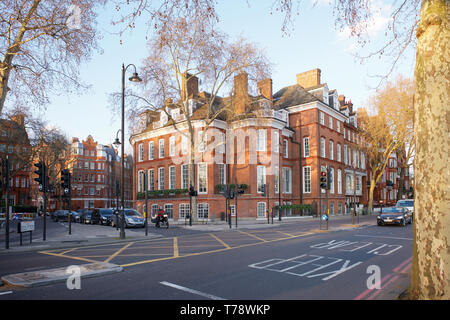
[322,214,328,221]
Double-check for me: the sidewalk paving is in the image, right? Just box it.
[0,214,374,253]
[1,262,123,288]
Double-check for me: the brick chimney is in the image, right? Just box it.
[338,95,346,107]
[182,72,199,100]
[296,68,321,88]
[11,114,25,127]
[257,78,273,101]
[234,72,249,115]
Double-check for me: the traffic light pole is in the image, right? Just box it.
[43,162,47,241]
[68,172,72,235]
[3,156,10,249]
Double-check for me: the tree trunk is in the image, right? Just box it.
[397,166,405,201]
[190,139,197,223]
[368,179,376,214]
[410,0,450,300]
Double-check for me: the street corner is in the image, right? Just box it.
[0,262,123,288]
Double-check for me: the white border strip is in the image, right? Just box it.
[160,281,226,300]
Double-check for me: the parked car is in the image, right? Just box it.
[396,199,414,215]
[53,210,80,222]
[377,207,412,226]
[80,210,100,225]
[94,208,115,226]
[111,209,145,228]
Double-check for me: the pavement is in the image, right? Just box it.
[0,213,377,253]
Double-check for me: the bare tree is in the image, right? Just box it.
[0,0,106,115]
[123,13,270,222]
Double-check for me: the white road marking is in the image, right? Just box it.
[160,281,226,300]
[0,291,13,296]
[354,235,413,241]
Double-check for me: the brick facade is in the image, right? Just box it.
[130,69,376,220]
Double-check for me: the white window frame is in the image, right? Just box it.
[179,203,190,219]
[282,167,292,194]
[303,166,311,193]
[329,167,335,194]
[138,144,144,162]
[181,164,189,189]
[181,135,188,155]
[337,143,341,162]
[167,136,174,157]
[257,202,267,218]
[320,111,324,125]
[257,165,266,193]
[148,169,154,191]
[283,139,288,158]
[274,165,279,194]
[169,166,176,190]
[219,164,226,185]
[329,140,334,160]
[198,130,206,152]
[197,203,209,219]
[159,139,165,158]
[158,167,165,190]
[273,131,279,153]
[320,137,326,158]
[257,129,266,152]
[198,163,207,194]
[148,141,154,160]
[337,169,342,194]
[303,137,310,158]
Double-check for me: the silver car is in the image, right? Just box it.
[112,209,145,228]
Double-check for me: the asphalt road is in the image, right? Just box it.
[0,215,413,301]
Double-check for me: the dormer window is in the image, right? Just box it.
[160,110,168,125]
[323,85,329,104]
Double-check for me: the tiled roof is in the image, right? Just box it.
[272,84,321,109]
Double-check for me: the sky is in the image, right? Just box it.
[40,0,416,154]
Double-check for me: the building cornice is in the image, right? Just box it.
[286,101,348,122]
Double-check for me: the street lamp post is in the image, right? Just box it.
[119,63,142,239]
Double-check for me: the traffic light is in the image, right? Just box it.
[326,167,332,190]
[261,184,266,197]
[237,184,245,195]
[34,161,45,186]
[189,185,198,197]
[320,170,327,189]
[1,157,9,190]
[61,169,71,194]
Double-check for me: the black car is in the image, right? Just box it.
[377,207,412,226]
[52,210,79,222]
[95,208,115,226]
[80,209,100,224]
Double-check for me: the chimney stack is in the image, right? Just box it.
[257,78,273,101]
[11,114,25,127]
[234,72,249,115]
[296,68,321,88]
[182,72,199,100]
[338,95,346,107]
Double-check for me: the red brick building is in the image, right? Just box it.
[69,135,133,210]
[130,68,373,221]
[0,115,33,208]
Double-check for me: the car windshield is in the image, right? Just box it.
[397,200,413,207]
[124,209,141,217]
[99,209,113,216]
[382,207,403,213]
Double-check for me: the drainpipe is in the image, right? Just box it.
[289,118,303,205]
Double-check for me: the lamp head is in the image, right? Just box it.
[129,72,142,83]
[113,138,121,148]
